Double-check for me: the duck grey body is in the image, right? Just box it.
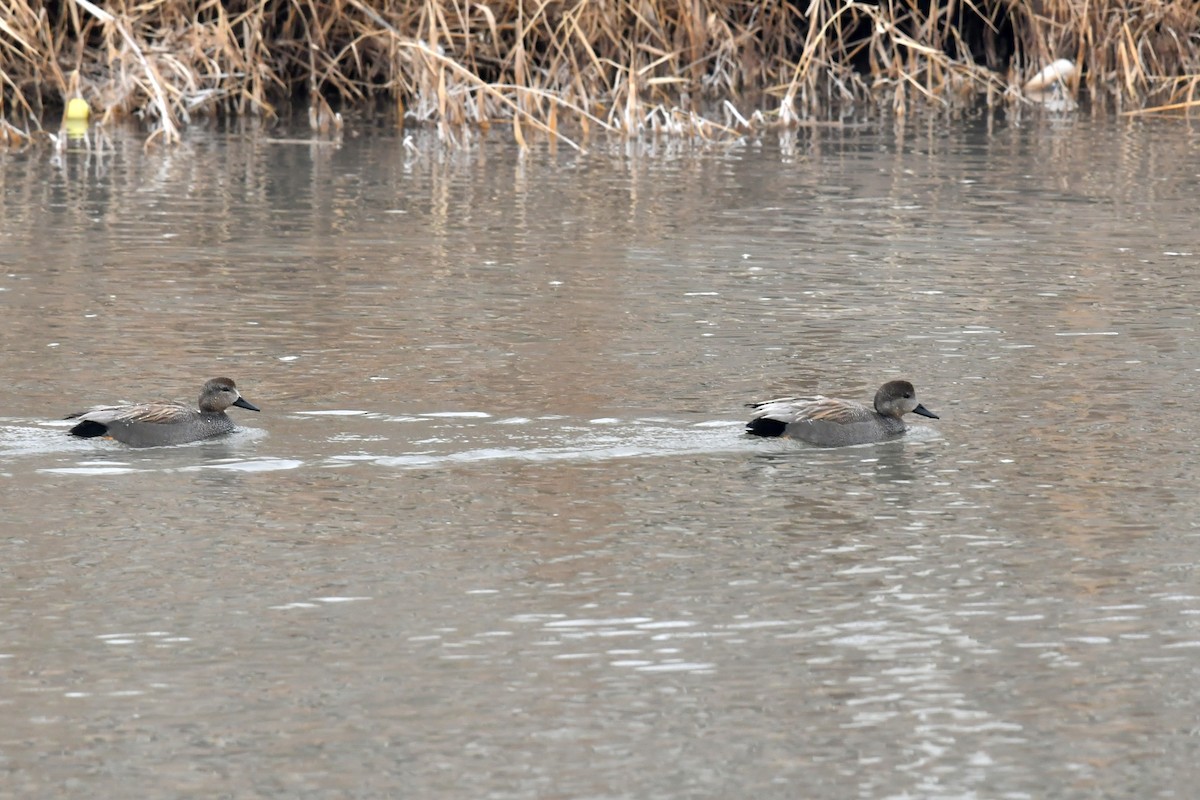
[67,377,260,447]
[746,380,937,447]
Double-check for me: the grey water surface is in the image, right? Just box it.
[1,112,1199,798]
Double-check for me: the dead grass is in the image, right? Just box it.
[1,0,1198,147]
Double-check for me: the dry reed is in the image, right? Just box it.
[2,0,1198,147]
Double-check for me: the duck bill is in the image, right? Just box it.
[912,404,938,419]
[233,396,261,412]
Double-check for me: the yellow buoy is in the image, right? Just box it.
[65,97,90,122]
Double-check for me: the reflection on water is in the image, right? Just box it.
[2,115,1200,798]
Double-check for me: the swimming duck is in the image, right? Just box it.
[67,377,260,447]
[746,380,938,447]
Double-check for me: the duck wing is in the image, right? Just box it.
[747,396,868,425]
[68,401,193,426]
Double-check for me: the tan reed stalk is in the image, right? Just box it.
[1,0,1198,148]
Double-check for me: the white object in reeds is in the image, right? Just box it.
[1023,59,1077,94]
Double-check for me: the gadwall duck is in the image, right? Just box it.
[746,380,938,447]
[66,377,260,447]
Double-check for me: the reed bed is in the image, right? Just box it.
[2,0,1198,147]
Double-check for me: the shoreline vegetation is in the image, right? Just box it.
[2,0,1198,149]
